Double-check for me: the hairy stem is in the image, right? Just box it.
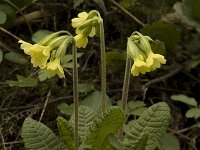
[121,56,131,110]
[99,18,106,112]
[72,42,79,150]
[118,54,131,138]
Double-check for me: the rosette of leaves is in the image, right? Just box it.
[21,103,170,150]
[174,0,200,33]
[21,106,125,150]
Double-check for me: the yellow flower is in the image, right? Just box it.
[131,55,151,76]
[146,52,166,71]
[75,26,96,37]
[71,12,88,28]
[74,34,88,48]
[127,38,139,59]
[45,58,65,78]
[19,40,50,68]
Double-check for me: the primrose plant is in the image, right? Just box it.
[20,10,171,150]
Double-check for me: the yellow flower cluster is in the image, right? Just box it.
[127,32,166,76]
[19,33,72,78]
[71,11,99,48]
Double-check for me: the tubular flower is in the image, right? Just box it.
[72,11,101,48]
[45,58,65,78]
[131,55,151,76]
[74,34,88,48]
[19,40,51,68]
[76,26,96,37]
[71,12,88,28]
[146,52,166,71]
[127,32,167,76]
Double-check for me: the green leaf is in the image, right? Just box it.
[171,94,197,107]
[38,70,49,81]
[61,53,83,69]
[32,30,54,43]
[0,4,15,28]
[81,91,112,113]
[129,107,148,117]
[0,49,3,64]
[174,0,200,32]
[134,133,149,150]
[57,103,70,115]
[141,22,180,51]
[0,10,7,24]
[70,106,97,140]
[106,51,126,72]
[21,118,67,150]
[106,134,124,150]
[128,101,147,116]
[186,108,200,119]
[78,83,94,93]
[4,52,27,64]
[128,101,146,110]
[83,106,125,149]
[158,133,180,150]
[125,102,171,150]
[57,117,74,150]
[6,75,37,87]
[150,40,166,55]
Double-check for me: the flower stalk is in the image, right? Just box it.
[121,55,131,111]
[99,18,107,112]
[118,54,132,139]
[72,40,79,150]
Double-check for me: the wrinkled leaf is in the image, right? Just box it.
[4,52,27,64]
[70,106,97,140]
[21,118,67,150]
[158,134,180,150]
[57,117,74,150]
[125,102,171,150]
[6,75,37,87]
[83,107,125,149]
[186,108,200,119]
[32,30,53,43]
[171,94,197,107]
